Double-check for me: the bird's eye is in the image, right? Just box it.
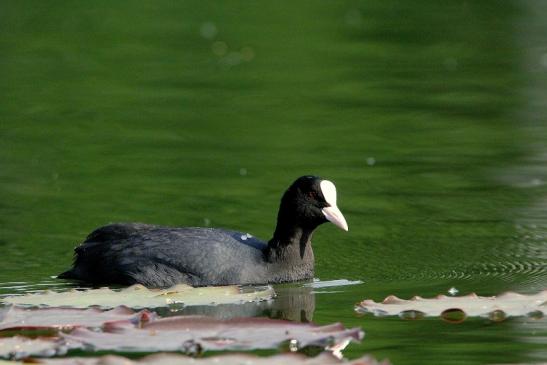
[308,191,318,200]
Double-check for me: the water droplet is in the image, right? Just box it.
[211,41,228,56]
[372,309,389,316]
[444,57,458,71]
[527,310,544,320]
[399,310,425,320]
[201,336,236,345]
[239,168,247,176]
[448,287,459,296]
[345,9,362,27]
[222,52,242,67]
[489,309,507,322]
[366,157,376,166]
[240,235,247,241]
[289,339,299,352]
[200,22,217,40]
[241,46,255,62]
[203,218,211,226]
[541,53,547,68]
[180,339,203,356]
[168,303,185,313]
[441,308,466,323]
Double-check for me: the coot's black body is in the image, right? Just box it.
[58,176,348,287]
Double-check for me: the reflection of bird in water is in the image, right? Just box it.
[266,284,316,322]
[159,283,316,323]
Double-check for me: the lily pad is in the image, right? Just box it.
[0,306,152,331]
[35,352,389,365]
[304,279,363,289]
[0,336,67,360]
[0,314,362,358]
[1,284,274,309]
[61,315,363,354]
[356,290,547,320]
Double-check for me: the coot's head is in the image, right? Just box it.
[278,176,348,231]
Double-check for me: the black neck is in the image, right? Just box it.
[265,215,317,262]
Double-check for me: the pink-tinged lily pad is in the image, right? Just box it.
[356,290,547,321]
[36,352,388,365]
[61,315,363,354]
[1,284,274,309]
[0,336,68,360]
[0,305,153,331]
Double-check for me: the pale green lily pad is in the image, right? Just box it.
[1,284,274,309]
[356,290,547,321]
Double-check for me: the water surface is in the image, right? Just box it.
[1,1,546,364]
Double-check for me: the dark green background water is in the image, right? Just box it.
[1,1,546,364]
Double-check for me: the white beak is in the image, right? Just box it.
[322,206,348,231]
[320,180,349,231]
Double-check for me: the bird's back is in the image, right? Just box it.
[58,223,268,287]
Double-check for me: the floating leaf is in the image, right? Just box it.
[61,315,363,354]
[356,290,547,320]
[0,361,21,365]
[0,336,68,360]
[0,306,152,331]
[1,284,274,309]
[304,279,363,289]
[35,352,389,365]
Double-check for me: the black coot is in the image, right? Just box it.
[58,176,348,287]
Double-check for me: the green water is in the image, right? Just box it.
[1,1,546,364]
